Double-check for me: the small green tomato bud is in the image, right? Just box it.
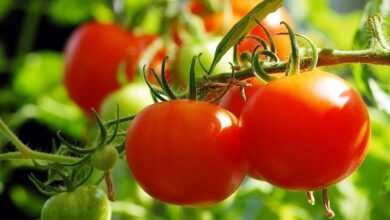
[91,144,119,171]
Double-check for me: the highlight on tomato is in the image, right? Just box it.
[125,99,247,206]
[239,70,370,191]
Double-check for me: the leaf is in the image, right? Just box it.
[383,169,390,194]
[353,0,390,50]
[0,0,13,22]
[368,78,390,114]
[208,0,283,73]
[12,51,64,101]
[47,0,111,25]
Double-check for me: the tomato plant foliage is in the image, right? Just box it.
[2,0,390,220]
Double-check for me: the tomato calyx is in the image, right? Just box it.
[27,107,134,201]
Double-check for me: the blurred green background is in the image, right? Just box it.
[1,0,390,219]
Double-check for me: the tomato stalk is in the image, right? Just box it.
[104,171,115,201]
[306,191,315,206]
[199,14,390,86]
[0,119,78,164]
[322,188,335,219]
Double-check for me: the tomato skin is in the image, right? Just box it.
[219,78,263,118]
[64,22,134,115]
[125,100,246,206]
[91,144,119,171]
[239,71,370,191]
[41,185,111,220]
[99,83,155,130]
[64,22,157,116]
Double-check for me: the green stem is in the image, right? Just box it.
[0,119,78,164]
[0,152,23,160]
[11,0,43,72]
[198,47,390,84]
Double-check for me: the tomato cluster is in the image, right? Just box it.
[60,0,370,211]
[124,69,370,206]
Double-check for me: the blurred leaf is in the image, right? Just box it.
[140,7,163,34]
[34,95,87,138]
[304,0,361,49]
[9,185,45,218]
[12,51,64,101]
[111,201,148,219]
[383,169,390,193]
[47,0,111,25]
[0,0,13,22]
[90,2,115,23]
[369,78,390,114]
[11,51,87,138]
[0,42,6,72]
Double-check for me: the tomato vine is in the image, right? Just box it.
[1,0,390,219]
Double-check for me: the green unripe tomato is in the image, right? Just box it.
[99,83,155,131]
[91,144,119,171]
[175,37,233,85]
[41,185,111,220]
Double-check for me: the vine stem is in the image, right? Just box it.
[198,47,390,84]
[0,119,78,164]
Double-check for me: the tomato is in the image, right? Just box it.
[188,0,292,60]
[99,83,155,130]
[125,100,247,206]
[64,22,155,116]
[219,77,263,118]
[174,37,233,86]
[91,144,119,171]
[239,70,370,191]
[41,185,111,220]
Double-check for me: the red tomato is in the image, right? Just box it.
[64,22,155,116]
[125,100,247,206]
[218,78,264,180]
[219,77,263,118]
[239,71,370,191]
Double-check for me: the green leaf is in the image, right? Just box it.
[354,0,390,50]
[47,0,112,25]
[0,42,6,72]
[0,0,13,22]
[12,51,64,101]
[383,169,390,193]
[208,0,283,74]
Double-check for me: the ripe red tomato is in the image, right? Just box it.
[64,22,155,116]
[125,100,247,206]
[239,70,370,191]
[219,77,263,118]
